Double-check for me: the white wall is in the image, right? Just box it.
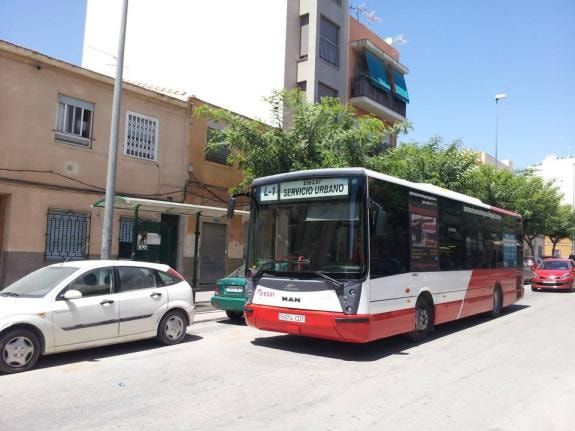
[532,155,575,207]
[83,0,288,122]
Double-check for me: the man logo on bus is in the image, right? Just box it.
[282,296,301,303]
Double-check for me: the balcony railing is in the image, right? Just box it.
[350,75,406,118]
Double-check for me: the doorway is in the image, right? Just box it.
[199,222,227,289]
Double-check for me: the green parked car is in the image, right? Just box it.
[211,265,247,321]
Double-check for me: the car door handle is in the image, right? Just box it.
[100,299,114,306]
[150,292,162,299]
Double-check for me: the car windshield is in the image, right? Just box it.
[540,261,570,270]
[1,266,79,298]
[248,176,366,280]
[227,265,245,278]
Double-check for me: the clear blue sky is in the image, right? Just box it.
[1,0,573,169]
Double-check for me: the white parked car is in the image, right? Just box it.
[0,260,195,373]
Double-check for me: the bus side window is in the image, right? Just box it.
[369,180,409,279]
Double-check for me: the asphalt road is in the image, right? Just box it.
[1,287,574,431]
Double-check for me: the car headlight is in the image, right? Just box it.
[560,273,571,279]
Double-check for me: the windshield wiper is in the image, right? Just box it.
[313,271,344,289]
[0,292,21,297]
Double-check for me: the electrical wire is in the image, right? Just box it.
[0,168,185,198]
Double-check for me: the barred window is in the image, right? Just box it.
[205,127,230,165]
[319,17,339,67]
[45,209,90,261]
[125,111,159,160]
[55,95,94,147]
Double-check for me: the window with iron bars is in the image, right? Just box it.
[125,111,159,161]
[45,209,90,260]
[55,95,94,147]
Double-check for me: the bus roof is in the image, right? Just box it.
[251,167,521,219]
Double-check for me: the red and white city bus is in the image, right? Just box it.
[240,168,524,343]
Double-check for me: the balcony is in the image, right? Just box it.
[350,76,406,121]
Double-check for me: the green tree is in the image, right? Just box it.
[546,205,575,256]
[371,136,479,193]
[460,164,518,209]
[195,89,409,190]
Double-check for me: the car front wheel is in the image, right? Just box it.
[157,310,187,345]
[0,328,41,374]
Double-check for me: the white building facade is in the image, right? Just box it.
[83,0,350,123]
[531,155,575,207]
[83,0,409,134]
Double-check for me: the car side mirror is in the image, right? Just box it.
[64,289,82,300]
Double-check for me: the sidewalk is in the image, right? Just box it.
[193,289,227,323]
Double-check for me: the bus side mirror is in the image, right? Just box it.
[227,197,236,219]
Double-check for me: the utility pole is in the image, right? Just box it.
[101,0,129,259]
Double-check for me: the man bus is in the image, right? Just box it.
[234,168,523,343]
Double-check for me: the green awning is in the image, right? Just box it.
[391,68,409,103]
[92,196,249,218]
[365,50,391,92]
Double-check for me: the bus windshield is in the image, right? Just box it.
[248,176,366,280]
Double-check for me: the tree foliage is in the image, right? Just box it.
[369,136,479,193]
[195,89,408,190]
[197,89,571,246]
[546,205,575,255]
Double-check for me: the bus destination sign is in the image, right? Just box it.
[259,178,348,202]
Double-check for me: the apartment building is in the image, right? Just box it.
[82,0,409,145]
[0,41,246,286]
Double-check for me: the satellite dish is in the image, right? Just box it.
[384,37,393,45]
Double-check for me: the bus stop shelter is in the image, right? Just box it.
[92,196,249,294]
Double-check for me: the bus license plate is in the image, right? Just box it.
[278,313,305,323]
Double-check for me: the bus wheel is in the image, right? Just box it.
[491,288,503,318]
[407,297,433,343]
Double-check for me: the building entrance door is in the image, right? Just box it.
[118,217,177,268]
[199,222,226,290]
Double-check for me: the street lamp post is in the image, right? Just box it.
[495,93,507,168]
[572,163,575,256]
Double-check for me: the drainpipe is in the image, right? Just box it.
[191,211,201,302]
[131,205,139,259]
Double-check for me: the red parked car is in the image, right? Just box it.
[531,258,575,292]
